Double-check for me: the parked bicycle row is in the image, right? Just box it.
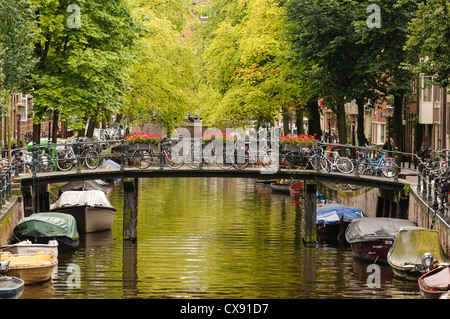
[1,137,403,178]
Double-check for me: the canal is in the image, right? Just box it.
[22,177,421,299]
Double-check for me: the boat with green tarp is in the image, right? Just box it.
[387,226,449,280]
[13,213,80,248]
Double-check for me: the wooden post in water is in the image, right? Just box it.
[123,178,138,242]
[302,181,317,246]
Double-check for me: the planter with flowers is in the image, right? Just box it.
[125,132,163,151]
[279,134,318,152]
[200,132,238,145]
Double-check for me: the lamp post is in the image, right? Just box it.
[385,105,394,152]
[349,112,357,146]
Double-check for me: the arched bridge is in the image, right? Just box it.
[17,166,410,191]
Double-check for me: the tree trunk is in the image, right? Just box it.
[86,117,96,138]
[60,121,67,139]
[356,99,368,146]
[296,105,304,135]
[32,122,41,144]
[393,94,404,152]
[335,102,347,146]
[442,86,447,149]
[307,98,322,140]
[282,111,290,136]
[52,109,59,144]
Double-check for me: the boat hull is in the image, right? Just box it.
[350,239,393,263]
[0,251,58,285]
[0,276,24,299]
[53,205,116,233]
[418,266,450,299]
[2,240,59,258]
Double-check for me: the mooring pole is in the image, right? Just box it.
[123,178,138,242]
[302,180,317,246]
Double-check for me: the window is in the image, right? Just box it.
[422,77,432,102]
[21,94,28,120]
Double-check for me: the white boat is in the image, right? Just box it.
[50,190,116,233]
[1,240,59,258]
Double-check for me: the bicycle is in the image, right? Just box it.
[216,141,278,170]
[131,140,184,169]
[322,149,354,173]
[56,143,100,171]
[357,148,394,177]
[185,142,217,169]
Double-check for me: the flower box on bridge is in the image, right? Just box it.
[128,143,159,152]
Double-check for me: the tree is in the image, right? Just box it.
[29,0,140,142]
[404,0,450,149]
[122,0,200,134]
[0,0,37,149]
[197,0,301,131]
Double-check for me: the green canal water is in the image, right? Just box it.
[22,178,421,299]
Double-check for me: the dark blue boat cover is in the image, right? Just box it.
[316,202,365,225]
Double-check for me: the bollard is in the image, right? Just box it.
[394,147,398,182]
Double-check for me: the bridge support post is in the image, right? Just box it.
[302,181,317,246]
[123,178,138,242]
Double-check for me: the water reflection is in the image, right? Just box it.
[20,178,421,299]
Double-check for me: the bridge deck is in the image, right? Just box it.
[16,166,413,191]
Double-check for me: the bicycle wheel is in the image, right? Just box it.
[216,151,234,169]
[358,158,369,175]
[185,148,201,169]
[284,152,302,170]
[310,154,329,172]
[380,158,395,178]
[336,157,354,173]
[57,153,74,171]
[132,150,152,169]
[84,150,100,169]
[260,149,279,170]
[164,150,184,168]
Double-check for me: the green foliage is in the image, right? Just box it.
[404,0,450,87]
[29,0,140,131]
[122,0,197,133]
[197,0,300,129]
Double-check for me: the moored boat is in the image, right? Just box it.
[387,226,449,280]
[345,218,417,263]
[316,202,365,240]
[13,212,80,248]
[60,179,107,194]
[289,182,303,200]
[418,265,450,299]
[1,239,59,258]
[0,251,58,285]
[50,190,116,233]
[0,261,24,299]
[270,182,292,194]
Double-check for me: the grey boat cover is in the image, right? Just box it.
[387,226,449,270]
[345,217,417,243]
[50,190,116,211]
[61,180,107,193]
